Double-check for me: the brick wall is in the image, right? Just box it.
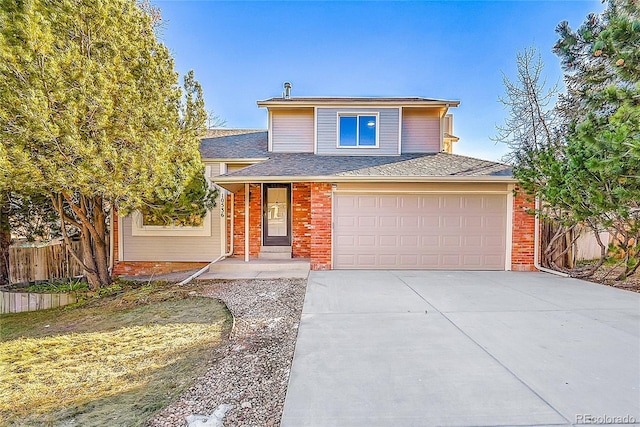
[112,261,208,277]
[232,188,246,258]
[113,185,537,275]
[292,183,312,258]
[232,183,311,259]
[511,189,537,271]
[249,184,262,258]
[310,182,332,270]
[226,193,232,254]
[230,184,261,259]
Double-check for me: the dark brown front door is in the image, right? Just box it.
[263,183,291,246]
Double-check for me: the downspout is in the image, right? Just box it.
[178,189,235,286]
[177,255,224,286]
[534,197,569,277]
[244,183,250,262]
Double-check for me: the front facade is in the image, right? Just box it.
[113,93,535,276]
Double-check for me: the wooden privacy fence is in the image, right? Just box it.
[9,240,84,285]
[1,290,78,314]
[540,220,610,269]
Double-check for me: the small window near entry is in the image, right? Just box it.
[338,114,377,147]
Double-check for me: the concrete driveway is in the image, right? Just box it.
[281,271,640,427]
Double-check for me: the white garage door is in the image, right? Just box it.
[334,193,507,270]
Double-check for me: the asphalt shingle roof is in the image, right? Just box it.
[258,97,458,104]
[220,153,511,178]
[200,130,269,159]
[199,130,512,179]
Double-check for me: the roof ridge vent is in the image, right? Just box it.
[283,82,292,99]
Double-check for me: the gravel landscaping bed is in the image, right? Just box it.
[146,277,307,427]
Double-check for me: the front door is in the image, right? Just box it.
[263,183,291,246]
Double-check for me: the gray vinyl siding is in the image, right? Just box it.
[271,109,314,153]
[401,108,441,153]
[317,108,399,155]
[120,162,223,262]
[120,213,221,261]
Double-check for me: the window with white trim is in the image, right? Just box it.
[131,210,213,237]
[130,165,216,237]
[338,114,378,147]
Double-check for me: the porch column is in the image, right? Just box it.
[244,183,249,262]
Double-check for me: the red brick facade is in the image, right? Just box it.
[511,190,537,271]
[226,194,233,254]
[112,261,208,277]
[248,184,262,258]
[292,183,312,258]
[112,182,537,276]
[230,184,262,259]
[310,183,332,270]
[231,188,246,258]
[230,182,314,261]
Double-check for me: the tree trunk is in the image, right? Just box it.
[93,197,112,286]
[0,192,10,286]
[79,222,101,289]
[76,196,111,290]
[570,224,608,279]
[53,193,112,290]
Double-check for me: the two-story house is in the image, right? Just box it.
[113,85,536,276]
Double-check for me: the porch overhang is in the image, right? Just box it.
[213,175,517,192]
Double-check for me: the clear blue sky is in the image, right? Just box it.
[155,0,604,162]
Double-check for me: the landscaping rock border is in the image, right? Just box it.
[147,277,307,427]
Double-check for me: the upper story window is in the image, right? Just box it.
[338,114,378,148]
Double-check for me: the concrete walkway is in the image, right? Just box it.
[200,258,310,280]
[281,271,640,427]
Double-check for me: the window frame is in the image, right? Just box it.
[336,112,380,149]
[130,164,215,237]
[130,210,213,237]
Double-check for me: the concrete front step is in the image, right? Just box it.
[259,252,292,260]
[259,245,292,260]
[260,245,292,253]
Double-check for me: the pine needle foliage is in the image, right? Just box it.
[496,0,640,278]
[554,0,640,279]
[0,0,213,288]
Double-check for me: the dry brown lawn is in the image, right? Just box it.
[0,282,232,426]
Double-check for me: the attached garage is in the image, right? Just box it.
[333,192,509,270]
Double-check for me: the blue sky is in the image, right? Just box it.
[155,0,604,161]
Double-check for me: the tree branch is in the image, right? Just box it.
[62,192,105,246]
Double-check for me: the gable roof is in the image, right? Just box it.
[257,97,460,107]
[200,130,512,183]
